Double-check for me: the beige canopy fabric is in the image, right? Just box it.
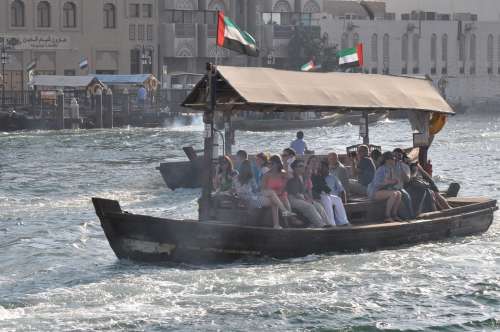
[183,66,455,115]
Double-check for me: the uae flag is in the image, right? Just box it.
[26,60,36,72]
[217,11,259,57]
[337,44,364,68]
[300,60,316,72]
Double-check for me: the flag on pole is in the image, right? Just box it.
[79,56,89,70]
[26,60,36,72]
[337,43,364,68]
[217,11,259,57]
[300,60,316,71]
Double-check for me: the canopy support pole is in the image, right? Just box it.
[362,111,369,145]
[223,111,232,156]
[199,63,216,221]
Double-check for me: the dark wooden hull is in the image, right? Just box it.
[92,197,497,264]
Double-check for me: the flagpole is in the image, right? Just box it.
[215,11,220,66]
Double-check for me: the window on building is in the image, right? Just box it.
[383,34,390,73]
[412,34,419,62]
[430,33,437,62]
[469,33,476,62]
[143,4,153,18]
[442,34,448,62]
[353,33,359,48]
[10,0,25,27]
[64,69,76,76]
[138,24,144,40]
[341,33,348,50]
[129,4,140,18]
[104,3,116,28]
[63,2,77,28]
[487,34,494,73]
[371,34,378,62]
[173,10,184,23]
[37,1,51,28]
[129,24,136,40]
[402,34,408,62]
[147,24,153,41]
[458,34,465,62]
[130,49,141,74]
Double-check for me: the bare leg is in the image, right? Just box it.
[374,190,397,222]
[391,191,402,219]
[263,190,288,213]
[270,205,281,229]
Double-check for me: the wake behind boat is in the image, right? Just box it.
[93,65,497,264]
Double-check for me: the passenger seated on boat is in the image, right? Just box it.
[367,151,403,223]
[312,161,350,227]
[262,155,295,218]
[281,148,297,175]
[406,162,451,213]
[290,131,309,156]
[286,160,328,227]
[235,150,248,173]
[328,152,350,195]
[393,148,415,219]
[348,145,376,196]
[214,155,238,194]
[253,152,271,188]
[371,149,382,168]
[233,160,290,229]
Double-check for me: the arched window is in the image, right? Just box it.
[273,0,292,25]
[10,0,25,27]
[341,33,348,50]
[175,0,194,10]
[401,33,408,62]
[63,2,77,28]
[303,0,320,13]
[441,34,448,62]
[371,33,378,62]
[103,3,116,29]
[383,33,390,73]
[430,34,437,62]
[37,1,51,28]
[208,0,226,12]
[273,0,292,12]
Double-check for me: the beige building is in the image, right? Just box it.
[0,0,159,91]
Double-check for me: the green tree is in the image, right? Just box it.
[287,26,338,72]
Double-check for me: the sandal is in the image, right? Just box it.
[384,217,394,223]
[281,210,296,218]
[392,216,403,222]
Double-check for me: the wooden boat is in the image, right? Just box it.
[92,196,497,264]
[231,112,386,132]
[94,65,497,264]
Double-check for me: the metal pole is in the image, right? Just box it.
[362,111,369,145]
[95,88,103,128]
[1,38,6,110]
[199,63,216,221]
[56,89,65,130]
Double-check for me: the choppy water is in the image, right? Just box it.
[0,113,499,331]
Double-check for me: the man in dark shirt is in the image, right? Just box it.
[349,145,376,195]
[286,160,327,227]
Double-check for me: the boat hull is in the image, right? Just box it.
[93,197,497,264]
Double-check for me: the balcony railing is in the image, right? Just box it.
[175,23,195,38]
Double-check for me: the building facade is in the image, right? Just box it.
[0,0,159,91]
[2,0,500,109]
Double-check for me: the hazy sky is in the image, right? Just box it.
[369,0,500,21]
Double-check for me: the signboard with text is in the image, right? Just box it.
[0,34,71,50]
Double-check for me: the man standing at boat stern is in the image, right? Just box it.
[290,131,308,156]
[328,152,350,194]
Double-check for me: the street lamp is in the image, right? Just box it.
[138,45,152,74]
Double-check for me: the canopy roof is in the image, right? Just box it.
[95,74,157,85]
[182,66,455,115]
[30,75,102,88]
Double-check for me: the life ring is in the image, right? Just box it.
[148,78,158,91]
[91,84,103,95]
[429,113,447,135]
